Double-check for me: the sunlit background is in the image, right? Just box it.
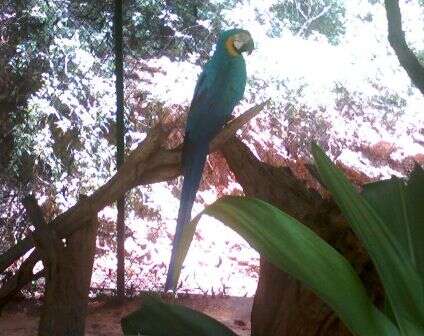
[1,0,423,297]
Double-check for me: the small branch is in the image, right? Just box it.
[384,0,424,95]
[0,240,34,278]
[0,250,42,313]
[296,1,308,21]
[211,100,270,149]
[297,4,331,37]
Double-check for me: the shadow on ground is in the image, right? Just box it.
[0,295,253,336]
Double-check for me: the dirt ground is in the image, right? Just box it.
[0,295,253,336]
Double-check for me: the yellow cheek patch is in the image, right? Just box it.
[225,37,240,57]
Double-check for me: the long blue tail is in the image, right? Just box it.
[165,139,209,291]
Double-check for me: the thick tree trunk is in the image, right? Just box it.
[252,257,354,336]
[38,218,98,336]
[38,214,98,336]
[22,195,98,336]
[221,138,383,336]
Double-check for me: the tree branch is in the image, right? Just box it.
[384,0,424,95]
[0,251,42,313]
[22,195,61,267]
[0,102,268,301]
[0,124,166,274]
[297,4,331,37]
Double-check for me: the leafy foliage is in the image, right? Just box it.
[168,146,424,334]
[362,167,424,277]
[312,145,424,334]
[0,1,50,180]
[270,0,346,44]
[69,0,230,62]
[167,194,399,334]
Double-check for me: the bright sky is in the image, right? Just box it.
[29,0,424,296]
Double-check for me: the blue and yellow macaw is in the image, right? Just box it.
[165,29,254,291]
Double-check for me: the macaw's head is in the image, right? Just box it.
[219,28,254,57]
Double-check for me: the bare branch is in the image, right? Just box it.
[296,1,308,20]
[0,101,268,292]
[0,251,42,313]
[384,0,424,95]
[297,4,331,37]
[211,100,270,149]
[0,124,166,273]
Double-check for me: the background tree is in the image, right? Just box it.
[0,0,230,286]
[113,0,126,302]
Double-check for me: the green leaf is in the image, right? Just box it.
[362,178,413,264]
[311,144,424,334]
[362,165,424,276]
[405,165,424,276]
[121,295,238,336]
[173,196,398,336]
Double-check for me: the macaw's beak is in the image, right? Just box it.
[242,39,255,55]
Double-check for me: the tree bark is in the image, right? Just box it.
[22,195,99,336]
[113,0,126,302]
[221,138,383,336]
[38,217,98,336]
